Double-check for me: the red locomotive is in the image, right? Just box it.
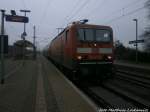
[47,20,114,80]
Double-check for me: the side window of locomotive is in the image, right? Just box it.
[78,29,84,41]
[96,30,111,42]
[65,30,69,43]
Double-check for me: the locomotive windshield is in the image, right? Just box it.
[78,28,111,42]
[95,29,111,42]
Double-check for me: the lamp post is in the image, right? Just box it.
[20,10,30,62]
[33,25,36,59]
[0,10,5,84]
[20,10,30,36]
[133,19,138,63]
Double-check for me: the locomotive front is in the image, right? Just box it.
[73,24,114,80]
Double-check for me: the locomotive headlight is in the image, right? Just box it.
[107,56,112,60]
[77,56,82,60]
[94,43,97,47]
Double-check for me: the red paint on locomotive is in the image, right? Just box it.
[48,22,114,79]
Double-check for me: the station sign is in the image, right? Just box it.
[0,35,8,54]
[5,15,29,23]
[129,39,144,44]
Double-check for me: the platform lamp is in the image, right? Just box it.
[133,18,138,63]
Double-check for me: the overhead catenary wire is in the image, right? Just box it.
[59,0,81,28]
[110,0,144,15]
[83,0,108,19]
[66,0,88,20]
[68,0,94,21]
[105,6,145,24]
[60,0,89,28]
[52,0,146,43]
[39,0,53,25]
[61,0,144,28]
[97,0,146,22]
[37,0,146,48]
[61,0,91,28]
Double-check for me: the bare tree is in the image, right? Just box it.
[142,0,150,52]
[146,0,150,19]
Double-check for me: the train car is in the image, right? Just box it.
[48,20,114,80]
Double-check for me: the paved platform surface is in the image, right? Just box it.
[1,58,23,79]
[0,56,97,112]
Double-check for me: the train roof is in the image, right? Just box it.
[71,23,112,29]
[51,23,112,43]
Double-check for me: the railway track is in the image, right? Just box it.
[78,83,149,109]
[114,64,150,88]
[115,64,150,75]
[115,72,150,89]
[74,68,150,109]
[80,86,114,109]
[101,83,150,108]
[54,61,150,109]
[117,69,150,80]
[103,69,150,108]
[75,81,145,109]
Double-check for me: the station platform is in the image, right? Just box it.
[0,56,97,112]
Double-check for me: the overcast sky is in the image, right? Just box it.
[0,0,148,49]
